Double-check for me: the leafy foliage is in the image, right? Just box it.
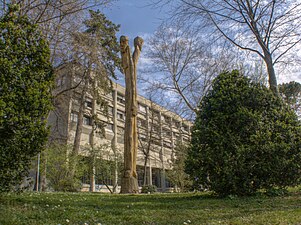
[81,145,123,193]
[186,70,301,196]
[0,7,54,192]
[166,143,192,192]
[67,9,120,181]
[279,81,301,118]
[43,144,84,192]
[141,185,157,194]
[83,9,121,77]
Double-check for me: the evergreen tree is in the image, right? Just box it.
[279,81,301,118]
[68,10,120,191]
[186,70,301,196]
[0,6,54,192]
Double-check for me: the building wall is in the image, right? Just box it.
[49,64,192,192]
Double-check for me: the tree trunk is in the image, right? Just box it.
[41,152,47,191]
[89,79,97,192]
[143,155,148,186]
[70,67,90,178]
[263,52,279,95]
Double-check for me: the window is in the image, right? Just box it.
[161,115,170,124]
[138,103,147,114]
[106,123,114,132]
[70,112,78,123]
[117,110,125,121]
[56,75,66,87]
[117,126,124,135]
[173,132,180,138]
[108,106,114,116]
[117,127,124,143]
[106,91,113,99]
[151,138,161,146]
[183,137,190,143]
[74,74,83,84]
[85,99,92,108]
[182,124,189,132]
[151,124,160,134]
[117,93,125,104]
[172,119,181,127]
[162,128,171,137]
[152,110,160,121]
[138,133,147,142]
[163,141,172,148]
[138,118,147,128]
[83,115,92,126]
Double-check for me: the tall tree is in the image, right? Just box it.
[153,0,301,95]
[138,100,162,187]
[69,10,120,183]
[186,70,301,196]
[142,22,236,119]
[0,0,113,64]
[0,6,54,191]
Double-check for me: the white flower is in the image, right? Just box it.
[187,220,191,223]
[183,222,188,225]
[66,219,69,223]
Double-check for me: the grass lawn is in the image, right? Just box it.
[0,190,301,225]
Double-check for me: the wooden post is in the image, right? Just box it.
[120,36,144,193]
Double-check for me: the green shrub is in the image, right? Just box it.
[0,7,54,192]
[141,185,157,194]
[43,144,84,192]
[186,70,301,196]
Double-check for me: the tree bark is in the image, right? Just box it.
[263,52,279,95]
[89,79,97,192]
[70,66,90,178]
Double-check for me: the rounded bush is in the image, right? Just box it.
[141,185,157,194]
[186,70,301,196]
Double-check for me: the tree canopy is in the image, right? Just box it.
[152,0,301,95]
[186,70,301,196]
[279,81,301,118]
[0,7,54,191]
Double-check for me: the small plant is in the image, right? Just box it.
[265,188,289,197]
[141,185,157,194]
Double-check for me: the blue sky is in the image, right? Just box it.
[103,1,166,40]
[101,1,300,85]
[102,1,168,86]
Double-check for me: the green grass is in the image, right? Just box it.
[0,190,301,225]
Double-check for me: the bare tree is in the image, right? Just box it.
[152,0,301,95]
[0,0,113,64]
[141,21,235,119]
[138,100,160,186]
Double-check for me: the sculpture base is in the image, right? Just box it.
[120,175,139,194]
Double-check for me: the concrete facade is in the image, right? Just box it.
[48,64,192,192]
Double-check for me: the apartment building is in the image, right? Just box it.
[48,63,192,192]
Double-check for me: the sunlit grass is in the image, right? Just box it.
[0,189,300,225]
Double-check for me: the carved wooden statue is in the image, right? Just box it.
[120,35,144,193]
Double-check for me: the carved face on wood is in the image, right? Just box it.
[120,35,129,53]
[134,36,144,51]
